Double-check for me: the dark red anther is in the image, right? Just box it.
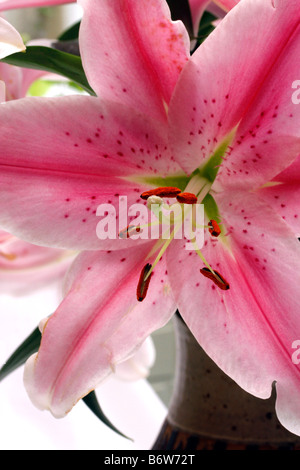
[200,267,230,290]
[176,192,198,204]
[208,219,221,237]
[140,187,182,200]
[137,263,153,301]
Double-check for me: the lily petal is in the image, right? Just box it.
[114,336,156,381]
[0,229,74,294]
[188,0,210,35]
[0,62,22,101]
[0,0,72,10]
[213,0,239,11]
[187,0,236,35]
[0,62,47,101]
[24,245,176,417]
[0,95,182,250]
[167,191,300,435]
[259,154,300,237]
[0,233,66,269]
[0,17,25,59]
[169,0,300,180]
[0,249,74,295]
[79,0,190,122]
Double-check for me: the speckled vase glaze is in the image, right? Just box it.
[152,313,300,450]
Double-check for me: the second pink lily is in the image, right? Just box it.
[0,0,299,437]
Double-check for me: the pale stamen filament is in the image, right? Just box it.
[144,218,182,280]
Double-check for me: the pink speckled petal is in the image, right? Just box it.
[0,95,182,250]
[169,0,300,179]
[216,14,300,188]
[167,190,300,435]
[79,0,190,122]
[24,245,176,417]
[259,155,300,236]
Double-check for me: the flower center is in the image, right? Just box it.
[133,174,229,301]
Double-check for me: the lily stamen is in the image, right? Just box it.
[140,186,182,200]
[176,192,198,204]
[208,219,221,237]
[137,263,153,301]
[143,199,188,282]
[200,267,230,290]
[136,179,229,300]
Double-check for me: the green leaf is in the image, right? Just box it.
[58,21,80,42]
[0,46,95,96]
[82,391,132,441]
[198,11,217,33]
[0,327,41,382]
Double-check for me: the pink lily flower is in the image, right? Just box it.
[0,0,300,437]
[189,0,239,35]
[0,230,75,294]
[0,60,51,101]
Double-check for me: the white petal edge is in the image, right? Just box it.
[0,17,26,59]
